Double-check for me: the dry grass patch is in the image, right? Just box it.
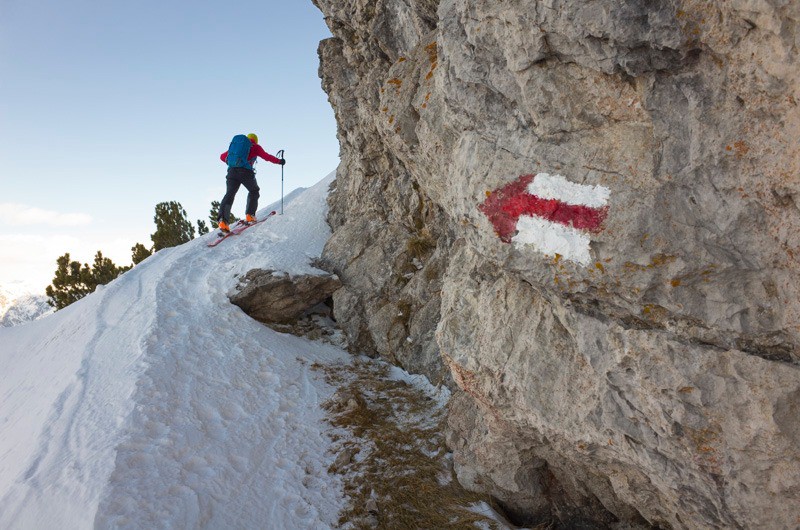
[314,360,503,529]
[406,228,436,260]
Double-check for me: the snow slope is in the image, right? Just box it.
[0,171,350,529]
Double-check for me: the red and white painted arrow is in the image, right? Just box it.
[479,173,610,265]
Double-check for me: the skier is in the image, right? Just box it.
[217,133,285,233]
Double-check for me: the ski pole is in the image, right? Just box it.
[277,149,285,215]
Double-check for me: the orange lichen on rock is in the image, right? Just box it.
[425,41,438,63]
[733,140,749,158]
[424,42,438,81]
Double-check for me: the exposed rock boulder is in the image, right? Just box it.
[312,0,800,527]
[230,269,341,325]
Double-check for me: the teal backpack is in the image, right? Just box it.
[227,134,253,169]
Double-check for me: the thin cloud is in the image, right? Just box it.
[0,234,85,294]
[0,203,93,227]
[0,232,139,294]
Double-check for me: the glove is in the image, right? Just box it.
[279,158,286,166]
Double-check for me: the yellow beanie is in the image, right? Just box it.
[247,133,258,144]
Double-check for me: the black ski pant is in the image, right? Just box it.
[219,167,260,222]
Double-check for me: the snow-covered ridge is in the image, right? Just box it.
[0,171,355,528]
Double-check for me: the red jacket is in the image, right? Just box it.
[220,141,281,166]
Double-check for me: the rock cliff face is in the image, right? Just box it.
[312,0,800,527]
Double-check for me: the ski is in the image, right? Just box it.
[207,228,236,248]
[207,211,277,248]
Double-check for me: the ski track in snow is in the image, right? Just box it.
[0,251,161,528]
[0,172,350,528]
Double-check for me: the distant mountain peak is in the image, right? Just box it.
[0,287,52,327]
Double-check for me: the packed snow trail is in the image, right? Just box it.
[0,172,349,528]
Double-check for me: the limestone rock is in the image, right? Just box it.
[312,0,800,527]
[230,269,341,325]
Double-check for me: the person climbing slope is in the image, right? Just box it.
[218,133,285,233]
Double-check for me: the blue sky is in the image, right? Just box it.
[0,0,338,294]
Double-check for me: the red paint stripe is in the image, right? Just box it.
[479,174,608,243]
[479,175,534,243]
